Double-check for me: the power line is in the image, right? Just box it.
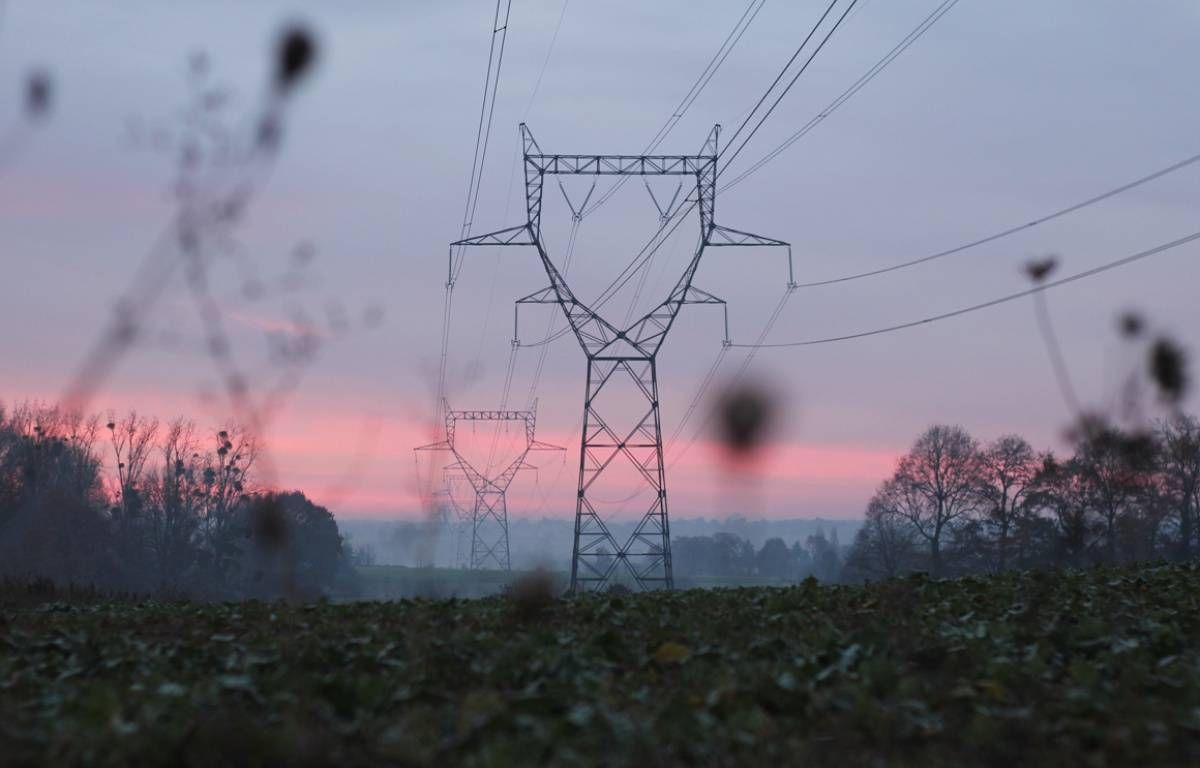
[721,0,842,161]
[583,0,767,217]
[431,0,516,513]
[452,0,515,283]
[521,0,570,122]
[667,286,794,468]
[575,0,857,333]
[721,0,862,175]
[789,149,1200,289]
[729,228,1200,348]
[721,0,961,192]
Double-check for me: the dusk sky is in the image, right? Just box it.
[1,0,1198,521]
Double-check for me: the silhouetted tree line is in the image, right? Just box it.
[844,417,1200,581]
[673,527,843,583]
[0,401,354,599]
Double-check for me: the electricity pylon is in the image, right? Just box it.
[451,125,793,592]
[416,402,563,570]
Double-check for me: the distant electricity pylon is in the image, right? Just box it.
[451,124,793,592]
[429,484,470,568]
[416,403,563,570]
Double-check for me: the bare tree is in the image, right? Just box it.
[978,435,1038,571]
[106,411,160,516]
[843,492,919,580]
[1159,415,1200,559]
[1071,423,1157,564]
[893,425,981,577]
[143,418,202,589]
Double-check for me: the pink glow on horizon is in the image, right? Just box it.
[2,381,897,520]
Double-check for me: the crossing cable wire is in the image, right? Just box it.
[431,0,514,504]
[667,285,793,468]
[525,217,583,407]
[720,0,843,166]
[469,136,523,374]
[621,0,949,325]
[728,228,1200,348]
[521,0,570,121]
[666,344,731,447]
[438,0,515,412]
[452,0,515,284]
[473,2,576,460]
[476,2,577,488]
[515,207,692,348]
[613,284,792,512]
[522,0,859,352]
[721,0,961,193]
[785,149,1200,289]
[484,341,520,474]
[582,0,767,217]
[721,0,862,176]
[580,0,858,323]
[569,0,846,310]
[663,148,1200,463]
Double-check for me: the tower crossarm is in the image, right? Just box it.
[450,224,537,249]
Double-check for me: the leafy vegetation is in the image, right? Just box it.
[4,563,1200,766]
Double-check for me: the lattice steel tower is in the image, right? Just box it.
[416,403,562,570]
[452,125,792,591]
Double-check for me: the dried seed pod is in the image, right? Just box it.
[1024,256,1058,284]
[274,24,317,93]
[1149,336,1188,404]
[25,70,52,118]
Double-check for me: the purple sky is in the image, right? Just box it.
[1,0,1198,520]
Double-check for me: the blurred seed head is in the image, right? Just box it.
[274,23,318,94]
[25,70,52,119]
[1149,336,1188,405]
[251,497,289,553]
[1024,255,1058,284]
[713,380,779,461]
[505,569,558,623]
[1117,311,1145,339]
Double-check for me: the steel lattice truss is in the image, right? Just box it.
[416,403,562,570]
[451,124,793,592]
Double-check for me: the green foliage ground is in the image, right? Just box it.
[3,564,1200,766]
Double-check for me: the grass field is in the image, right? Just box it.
[4,564,1200,766]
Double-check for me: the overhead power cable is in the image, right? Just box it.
[667,286,793,467]
[721,0,961,192]
[721,0,843,165]
[521,0,860,349]
[452,0,515,284]
[582,0,767,217]
[729,228,1200,348]
[601,0,858,324]
[721,0,861,175]
[521,0,570,121]
[431,0,515,512]
[789,149,1200,289]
